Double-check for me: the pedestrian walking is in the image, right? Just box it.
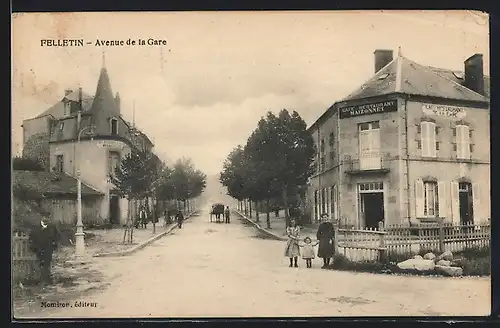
[224,206,231,224]
[284,218,300,267]
[299,237,319,268]
[316,213,335,269]
[175,210,184,229]
[28,212,60,286]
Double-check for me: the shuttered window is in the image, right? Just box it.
[415,179,441,218]
[421,121,437,157]
[456,125,471,159]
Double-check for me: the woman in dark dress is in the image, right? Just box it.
[316,213,335,268]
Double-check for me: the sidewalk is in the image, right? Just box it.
[234,208,319,241]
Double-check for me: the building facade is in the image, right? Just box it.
[307,49,490,228]
[21,58,155,225]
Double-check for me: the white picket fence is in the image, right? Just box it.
[337,221,491,262]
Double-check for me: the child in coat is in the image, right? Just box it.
[299,237,319,268]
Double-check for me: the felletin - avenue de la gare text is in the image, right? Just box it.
[40,38,168,47]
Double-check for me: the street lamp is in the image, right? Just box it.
[74,124,96,260]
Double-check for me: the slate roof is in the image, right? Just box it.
[35,90,94,119]
[12,170,104,197]
[342,55,489,103]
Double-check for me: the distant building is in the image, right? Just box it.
[307,49,490,228]
[21,57,155,225]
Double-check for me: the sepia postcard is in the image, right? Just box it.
[11,10,491,319]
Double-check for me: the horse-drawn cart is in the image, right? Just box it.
[210,203,225,223]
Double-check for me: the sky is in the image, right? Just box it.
[11,10,489,176]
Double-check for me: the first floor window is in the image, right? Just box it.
[424,181,438,217]
[55,155,64,173]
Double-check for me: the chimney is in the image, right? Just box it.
[115,92,121,114]
[374,49,394,73]
[64,89,73,97]
[464,54,485,95]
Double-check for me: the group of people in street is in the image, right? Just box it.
[284,213,336,269]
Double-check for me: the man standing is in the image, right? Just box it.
[28,212,60,285]
[175,210,184,229]
[224,206,231,224]
[316,213,335,269]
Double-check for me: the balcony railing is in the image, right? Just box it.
[344,152,391,175]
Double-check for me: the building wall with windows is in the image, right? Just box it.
[306,50,490,228]
[337,97,405,227]
[49,139,131,224]
[406,100,490,225]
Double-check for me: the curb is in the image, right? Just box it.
[93,211,198,257]
[233,209,287,241]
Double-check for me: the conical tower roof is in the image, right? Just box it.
[91,53,117,113]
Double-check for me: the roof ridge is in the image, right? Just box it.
[405,57,488,101]
[342,57,397,101]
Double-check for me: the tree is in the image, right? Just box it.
[110,149,161,243]
[13,156,45,171]
[219,145,247,208]
[230,109,315,228]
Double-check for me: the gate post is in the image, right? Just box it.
[438,218,445,253]
[378,220,386,262]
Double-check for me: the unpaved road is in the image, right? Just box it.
[15,206,490,318]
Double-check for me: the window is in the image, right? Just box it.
[55,155,64,173]
[456,125,471,159]
[59,122,64,131]
[330,150,335,161]
[358,121,381,170]
[110,118,118,135]
[320,155,326,171]
[64,101,71,116]
[329,132,334,147]
[108,151,121,177]
[420,121,437,157]
[424,181,439,217]
[320,139,325,153]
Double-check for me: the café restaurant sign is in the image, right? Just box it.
[339,100,397,119]
[422,103,467,119]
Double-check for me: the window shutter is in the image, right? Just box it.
[420,123,428,156]
[450,182,460,225]
[472,183,482,223]
[437,181,449,220]
[415,179,424,218]
[429,123,437,157]
[463,126,470,159]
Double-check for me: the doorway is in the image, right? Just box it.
[358,182,385,229]
[109,195,120,225]
[459,182,474,225]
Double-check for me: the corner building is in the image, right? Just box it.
[307,49,490,228]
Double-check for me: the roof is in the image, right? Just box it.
[12,170,104,197]
[35,90,94,119]
[308,53,490,132]
[342,55,489,103]
[90,66,118,114]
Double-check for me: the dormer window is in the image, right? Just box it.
[110,118,118,135]
[377,73,389,80]
[64,101,71,116]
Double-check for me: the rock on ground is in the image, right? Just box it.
[423,252,436,260]
[436,250,453,261]
[397,259,436,271]
[435,265,463,277]
[436,260,451,267]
